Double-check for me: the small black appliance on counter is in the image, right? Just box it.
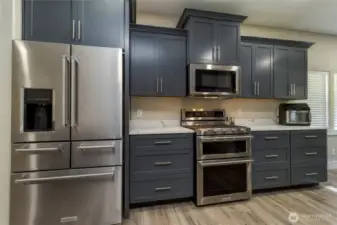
[278,103,311,126]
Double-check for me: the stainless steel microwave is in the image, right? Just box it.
[188,64,240,97]
[278,103,311,126]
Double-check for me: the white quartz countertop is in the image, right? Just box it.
[129,120,194,135]
[247,125,327,131]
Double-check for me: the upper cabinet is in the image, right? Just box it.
[240,36,314,100]
[22,0,125,48]
[130,25,187,97]
[177,9,247,65]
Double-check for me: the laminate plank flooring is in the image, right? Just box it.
[123,170,337,225]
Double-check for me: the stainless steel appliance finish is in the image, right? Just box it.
[12,41,71,143]
[278,103,311,126]
[188,64,240,97]
[10,167,122,225]
[71,45,123,140]
[181,109,253,206]
[196,158,252,206]
[11,142,70,172]
[11,40,123,225]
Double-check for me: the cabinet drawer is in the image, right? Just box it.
[252,131,289,149]
[253,165,290,190]
[71,140,122,168]
[291,146,327,165]
[130,174,193,204]
[131,153,193,175]
[131,134,193,156]
[291,165,327,185]
[291,130,327,148]
[253,148,289,164]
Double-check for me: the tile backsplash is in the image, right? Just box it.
[131,97,282,121]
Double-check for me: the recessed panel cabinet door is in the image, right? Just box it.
[273,46,291,99]
[254,44,273,98]
[216,22,240,65]
[158,34,187,96]
[23,0,72,43]
[188,19,215,64]
[130,32,159,96]
[239,43,254,98]
[289,48,308,99]
[77,0,124,47]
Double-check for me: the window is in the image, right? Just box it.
[306,71,329,127]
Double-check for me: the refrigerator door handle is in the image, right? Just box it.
[62,56,70,127]
[71,57,78,127]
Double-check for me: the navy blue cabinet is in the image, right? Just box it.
[130,25,187,97]
[23,0,124,47]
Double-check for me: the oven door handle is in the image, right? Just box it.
[199,135,253,142]
[199,159,254,167]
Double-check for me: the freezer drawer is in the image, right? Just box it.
[72,140,123,168]
[11,142,70,172]
[10,167,122,225]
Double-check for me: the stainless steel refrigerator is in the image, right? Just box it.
[10,40,123,225]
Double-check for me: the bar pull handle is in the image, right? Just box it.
[15,147,61,153]
[160,78,163,93]
[62,56,70,127]
[15,172,114,184]
[306,172,318,176]
[265,176,279,180]
[156,78,159,93]
[71,57,78,127]
[265,154,279,158]
[305,135,318,139]
[155,162,172,166]
[155,187,172,192]
[305,152,318,156]
[72,20,76,40]
[78,20,81,41]
[79,145,115,151]
[264,137,279,140]
[294,84,296,96]
[212,46,216,62]
[254,82,257,95]
[217,46,221,62]
[257,82,260,96]
[153,141,172,145]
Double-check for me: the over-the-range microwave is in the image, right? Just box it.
[188,64,240,97]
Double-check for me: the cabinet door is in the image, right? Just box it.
[77,0,124,47]
[239,43,254,98]
[273,46,291,99]
[289,48,308,99]
[158,35,187,97]
[187,19,215,64]
[216,21,240,65]
[130,32,159,96]
[254,44,273,98]
[23,0,72,43]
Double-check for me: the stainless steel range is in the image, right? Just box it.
[181,109,253,206]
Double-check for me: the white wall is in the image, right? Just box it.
[0,0,12,224]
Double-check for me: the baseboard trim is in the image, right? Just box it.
[328,161,337,170]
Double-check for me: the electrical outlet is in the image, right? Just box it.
[332,148,336,156]
[136,109,143,118]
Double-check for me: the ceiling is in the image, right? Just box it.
[137,0,337,35]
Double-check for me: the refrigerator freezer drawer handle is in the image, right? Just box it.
[15,147,61,153]
[79,145,115,151]
[15,172,115,184]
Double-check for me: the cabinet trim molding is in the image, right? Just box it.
[241,36,315,48]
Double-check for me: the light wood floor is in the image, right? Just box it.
[124,170,337,225]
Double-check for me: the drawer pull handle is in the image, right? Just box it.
[155,187,172,192]
[305,152,318,156]
[154,141,172,145]
[264,137,279,140]
[305,135,318,139]
[265,154,279,158]
[265,176,279,180]
[15,147,61,153]
[306,172,318,176]
[155,162,172,166]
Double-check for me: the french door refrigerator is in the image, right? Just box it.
[11,40,123,225]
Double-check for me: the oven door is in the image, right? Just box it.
[286,110,311,125]
[197,135,252,160]
[196,158,253,206]
[189,64,240,96]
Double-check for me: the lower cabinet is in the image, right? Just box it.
[130,134,194,204]
[252,129,327,191]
